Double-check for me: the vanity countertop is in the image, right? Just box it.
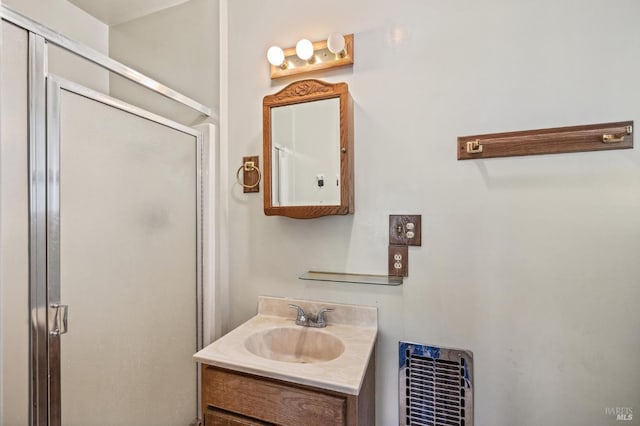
[193,296,378,395]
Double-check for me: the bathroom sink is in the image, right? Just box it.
[244,327,345,363]
[194,296,377,394]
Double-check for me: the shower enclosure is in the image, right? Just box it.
[0,6,212,425]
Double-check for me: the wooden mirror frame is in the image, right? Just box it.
[263,79,354,219]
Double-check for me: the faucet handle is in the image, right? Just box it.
[288,304,306,322]
[316,308,334,325]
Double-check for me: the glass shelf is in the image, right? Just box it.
[299,271,403,286]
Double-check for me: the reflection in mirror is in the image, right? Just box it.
[263,79,353,219]
[271,98,340,207]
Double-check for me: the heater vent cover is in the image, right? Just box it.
[399,342,474,426]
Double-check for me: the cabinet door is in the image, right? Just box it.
[202,366,347,425]
[205,407,272,426]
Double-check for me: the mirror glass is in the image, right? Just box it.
[271,98,340,206]
[263,79,353,219]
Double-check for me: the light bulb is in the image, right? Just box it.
[295,39,314,61]
[327,33,346,54]
[267,46,285,66]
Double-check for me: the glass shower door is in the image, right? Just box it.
[46,77,202,425]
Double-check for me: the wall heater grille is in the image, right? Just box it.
[399,342,473,426]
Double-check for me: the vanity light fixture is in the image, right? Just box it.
[267,33,354,79]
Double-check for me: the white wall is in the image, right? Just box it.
[223,1,640,425]
[109,0,219,125]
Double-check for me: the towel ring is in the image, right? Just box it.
[236,161,261,189]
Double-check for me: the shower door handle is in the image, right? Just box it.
[50,304,69,336]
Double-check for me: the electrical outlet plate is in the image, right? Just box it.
[388,245,408,277]
[389,215,422,246]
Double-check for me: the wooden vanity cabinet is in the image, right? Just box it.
[201,355,375,426]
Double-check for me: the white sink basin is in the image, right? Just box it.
[244,327,345,364]
[194,296,377,395]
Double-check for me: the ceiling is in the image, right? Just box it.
[68,0,190,26]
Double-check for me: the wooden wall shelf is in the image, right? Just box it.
[457,121,633,160]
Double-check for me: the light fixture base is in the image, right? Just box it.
[270,34,354,79]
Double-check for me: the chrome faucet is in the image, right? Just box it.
[288,304,333,328]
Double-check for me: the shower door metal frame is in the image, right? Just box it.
[0,5,212,117]
[0,5,210,425]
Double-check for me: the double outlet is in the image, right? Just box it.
[388,215,421,277]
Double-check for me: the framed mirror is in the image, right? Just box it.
[263,79,353,219]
